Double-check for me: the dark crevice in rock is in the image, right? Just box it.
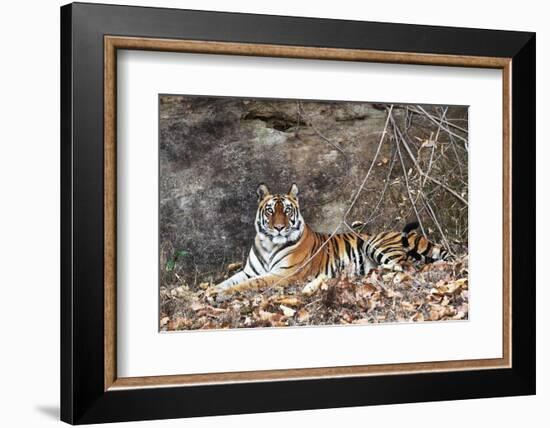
[242,112,298,132]
[335,114,369,122]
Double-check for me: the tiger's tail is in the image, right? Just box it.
[401,221,420,247]
[401,221,452,263]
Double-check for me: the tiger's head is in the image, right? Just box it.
[255,183,305,245]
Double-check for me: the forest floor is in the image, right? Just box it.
[160,255,468,331]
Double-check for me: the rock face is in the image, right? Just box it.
[159,95,468,288]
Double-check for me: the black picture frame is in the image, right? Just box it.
[61,2,535,424]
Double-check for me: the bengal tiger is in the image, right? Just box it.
[214,183,450,295]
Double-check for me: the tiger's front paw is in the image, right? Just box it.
[207,283,234,303]
[380,263,403,272]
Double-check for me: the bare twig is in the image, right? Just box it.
[411,105,469,139]
[360,147,398,230]
[420,193,455,257]
[344,105,394,222]
[438,106,466,176]
[295,101,353,208]
[393,117,427,237]
[297,101,351,172]
[391,115,469,206]
[422,137,436,189]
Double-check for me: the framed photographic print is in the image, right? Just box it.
[61,2,536,424]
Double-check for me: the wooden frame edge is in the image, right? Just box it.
[106,35,511,68]
[502,61,513,369]
[104,37,117,390]
[103,35,512,391]
[110,358,508,390]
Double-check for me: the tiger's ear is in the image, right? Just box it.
[256,183,271,201]
[288,183,299,199]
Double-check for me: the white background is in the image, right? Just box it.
[0,0,546,427]
[118,51,503,377]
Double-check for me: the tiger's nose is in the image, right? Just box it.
[274,224,285,231]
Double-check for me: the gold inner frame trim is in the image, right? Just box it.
[104,35,512,391]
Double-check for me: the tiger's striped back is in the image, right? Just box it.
[305,229,411,278]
